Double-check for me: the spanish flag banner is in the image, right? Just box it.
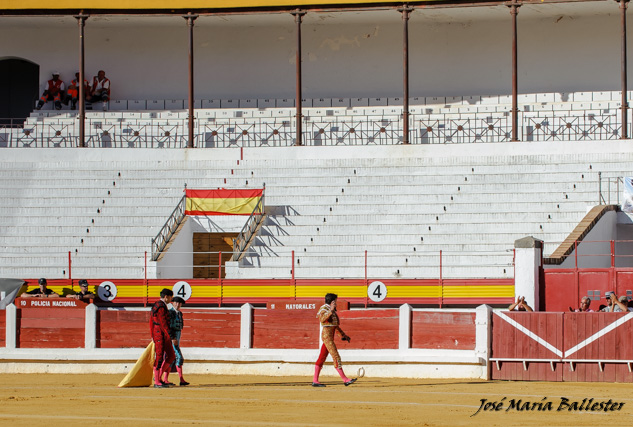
[185,189,264,216]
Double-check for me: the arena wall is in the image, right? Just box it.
[0,302,489,379]
[491,311,633,382]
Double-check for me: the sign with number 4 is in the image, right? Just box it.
[172,281,192,301]
[367,281,387,302]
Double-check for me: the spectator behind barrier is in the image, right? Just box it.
[508,296,533,312]
[599,292,632,312]
[66,279,96,301]
[569,296,594,312]
[22,278,59,298]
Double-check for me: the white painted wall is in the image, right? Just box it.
[156,215,250,278]
[546,210,624,269]
[156,218,194,279]
[0,5,627,103]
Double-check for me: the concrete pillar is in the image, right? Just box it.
[84,303,97,349]
[240,303,253,349]
[224,261,239,278]
[6,303,16,349]
[514,236,543,311]
[399,303,412,350]
[475,304,492,380]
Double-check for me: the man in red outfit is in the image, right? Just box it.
[150,288,176,388]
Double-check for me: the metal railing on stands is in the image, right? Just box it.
[151,193,187,261]
[598,172,624,205]
[544,239,633,269]
[1,106,629,148]
[231,187,266,262]
[0,247,514,280]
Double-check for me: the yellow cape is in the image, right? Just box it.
[117,342,155,387]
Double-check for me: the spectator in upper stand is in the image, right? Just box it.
[508,296,533,312]
[66,279,96,301]
[569,296,594,312]
[600,292,631,312]
[36,72,65,111]
[87,70,110,111]
[64,72,90,110]
[23,278,59,298]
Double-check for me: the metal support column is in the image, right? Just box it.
[292,10,306,146]
[184,13,198,148]
[75,14,88,148]
[620,0,630,139]
[399,5,413,145]
[507,0,521,142]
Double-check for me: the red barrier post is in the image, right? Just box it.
[364,250,368,308]
[611,240,617,290]
[439,250,443,308]
[219,251,223,279]
[68,251,72,283]
[574,241,580,305]
[219,251,223,307]
[144,251,148,307]
[611,240,616,268]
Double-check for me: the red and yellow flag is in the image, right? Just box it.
[185,189,263,216]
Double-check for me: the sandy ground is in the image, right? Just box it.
[0,373,632,426]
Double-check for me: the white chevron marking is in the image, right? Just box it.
[564,312,633,357]
[495,311,563,357]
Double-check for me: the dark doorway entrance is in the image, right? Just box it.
[0,58,39,126]
[193,232,238,279]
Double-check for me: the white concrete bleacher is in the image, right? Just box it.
[10,90,625,149]
[2,140,630,281]
[25,90,626,116]
[230,155,607,280]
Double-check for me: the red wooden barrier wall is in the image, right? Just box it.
[337,309,399,349]
[411,312,476,350]
[252,309,318,349]
[18,307,85,348]
[491,312,563,381]
[181,309,240,348]
[563,312,633,382]
[98,310,150,348]
[98,309,241,348]
[544,268,633,312]
[491,311,633,382]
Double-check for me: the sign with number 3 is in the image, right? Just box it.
[98,281,118,301]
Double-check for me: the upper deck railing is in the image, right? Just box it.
[0,107,628,148]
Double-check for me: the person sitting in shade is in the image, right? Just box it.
[600,292,632,312]
[87,70,110,111]
[23,278,59,298]
[508,296,533,312]
[36,72,65,111]
[65,72,91,110]
[569,296,594,312]
[66,279,96,301]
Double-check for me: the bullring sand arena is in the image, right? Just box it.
[0,374,632,426]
